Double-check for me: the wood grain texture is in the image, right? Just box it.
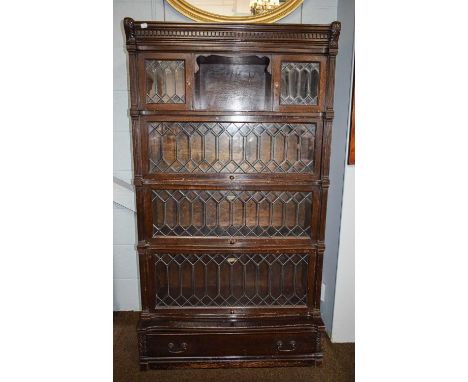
[123,19,340,370]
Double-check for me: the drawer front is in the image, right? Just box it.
[150,189,314,239]
[153,253,314,308]
[145,331,317,358]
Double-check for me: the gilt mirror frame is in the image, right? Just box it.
[166,0,304,23]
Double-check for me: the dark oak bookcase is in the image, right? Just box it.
[123,18,340,370]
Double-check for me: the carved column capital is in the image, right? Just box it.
[124,17,136,44]
[329,21,341,50]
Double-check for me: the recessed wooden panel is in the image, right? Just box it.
[194,55,271,111]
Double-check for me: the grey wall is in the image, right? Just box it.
[113,0,354,337]
[321,0,355,334]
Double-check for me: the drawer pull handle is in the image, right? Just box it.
[277,340,296,352]
[167,342,188,354]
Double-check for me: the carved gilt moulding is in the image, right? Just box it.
[166,0,304,23]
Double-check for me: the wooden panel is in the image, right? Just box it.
[194,55,272,111]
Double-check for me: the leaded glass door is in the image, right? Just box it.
[151,251,315,309]
[272,55,327,112]
[138,53,193,110]
[141,118,324,180]
[143,185,321,247]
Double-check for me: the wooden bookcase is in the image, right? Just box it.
[123,18,340,370]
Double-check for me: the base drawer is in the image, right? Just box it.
[145,331,316,358]
[138,315,325,369]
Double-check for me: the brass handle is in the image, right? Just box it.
[277,340,296,352]
[186,80,191,87]
[274,82,279,89]
[168,342,188,354]
[227,257,237,265]
[229,175,235,180]
[229,239,235,245]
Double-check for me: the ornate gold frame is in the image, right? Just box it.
[166,0,304,23]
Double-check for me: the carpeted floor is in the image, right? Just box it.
[114,312,354,382]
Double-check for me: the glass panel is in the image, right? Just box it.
[280,62,319,105]
[148,122,316,173]
[145,60,185,104]
[154,253,309,307]
[152,190,312,238]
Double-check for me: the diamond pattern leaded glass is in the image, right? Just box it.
[145,60,185,104]
[148,122,316,173]
[280,62,320,105]
[152,190,312,237]
[154,253,309,307]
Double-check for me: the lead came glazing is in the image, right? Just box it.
[152,190,312,238]
[145,60,185,104]
[148,122,316,173]
[154,253,309,307]
[280,62,319,105]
